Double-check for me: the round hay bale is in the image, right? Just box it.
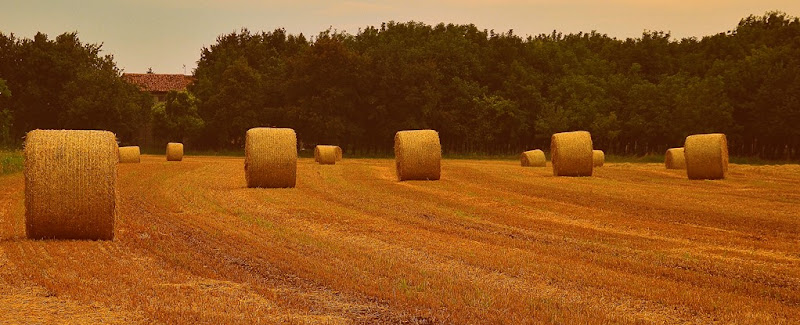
[314,145,337,165]
[665,147,686,169]
[245,127,297,188]
[394,130,441,181]
[550,131,593,177]
[335,146,342,161]
[118,146,140,163]
[166,143,183,161]
[684,133,728,180]
[24,130,117,240]
[593,150,605,167]
[520,149,546,167]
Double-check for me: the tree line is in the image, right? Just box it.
[0,32,153,148]
[1,12,799,159]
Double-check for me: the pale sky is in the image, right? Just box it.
[2,0,798,74]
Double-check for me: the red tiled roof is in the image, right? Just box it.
[122,73,194,93]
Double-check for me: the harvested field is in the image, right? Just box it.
[1,156,799,324]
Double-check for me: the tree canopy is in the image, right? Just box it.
[0,32,152,146]
[1,12,799,159]
[191,12,800,158]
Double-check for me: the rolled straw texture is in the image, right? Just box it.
[593,150,605,167]
[665,147,686,169]
[166,143,183,161]
[550,131,593,177]
[684,133,728,180]
[24,130,117,240]
[118,146,140,163]
[520,150,546,167]
[314,145,337,165]
[244,128,297,188]
[394,130,441,181]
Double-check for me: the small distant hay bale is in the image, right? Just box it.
[166,143,183,161]
[335,146,342,161]
[684,133,728,180]
[245,128,297,188]
[394,130,441,181]
[314,145,337,165]
[592,150,605,167]
[550,131,593,177]
[24,130,117,240]
[665,147,686,169]
[118,146,140,163]
[520,149,546,167]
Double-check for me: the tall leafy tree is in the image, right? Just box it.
[153,90,204,144]
[0,78,11,146]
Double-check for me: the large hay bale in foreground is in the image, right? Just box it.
[665,147,686,169]
[335,146,342,161]
[118,146,140,163]
[551,131,593,177]
[520,150,546,167]
[394,130,441,181]
[24,130,117,240]
[684,133,728,180]
[245,128,297,188]
[593,150,605,167]
[314,145,337,165]
[166,143,183,161]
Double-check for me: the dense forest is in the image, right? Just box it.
[1,11,799,158]
[0,32,153,148]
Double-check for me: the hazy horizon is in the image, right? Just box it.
[2,0,799,74]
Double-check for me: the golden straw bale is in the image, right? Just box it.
[335,146,342,161]
[314,145,337,165]
[593,150,605,167]
[684,133,728,180]
[244,128,297,188]
[550,131,593,177]
[24,130,117,240]
[166,143,183,161]
[665,147,686,169]
[118,146,140,163]
[394,130,441,181]
[520,149,546,167]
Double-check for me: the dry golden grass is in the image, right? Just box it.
[394,130,441,181]
[1,156,799,324]
[314,145,337,165]
[244,128,297,188]
[23,130,117,240]
[551,131,593,176]
[592,150,605,167]
[166,143,183,161]
[685,133,728,180]
[665,147,686,169]
[118,146,141,164]
[520,150,546,167]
